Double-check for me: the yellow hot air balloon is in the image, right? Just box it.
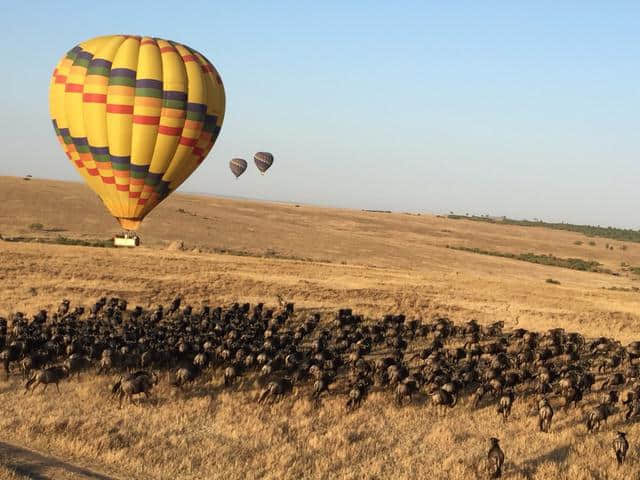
[49,35,225,230]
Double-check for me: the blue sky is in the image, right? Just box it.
[1,1,638,227]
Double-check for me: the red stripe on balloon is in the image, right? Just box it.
[158,125,182,136]
[107,104,134,114]
[101,176,115,184]
[179,137,197,147]
[116,184,129,192]
[133,115,160,125]
[182,55,197,62]
[87,168,100,176]
[83,93,107,103]
[65,83,83,93]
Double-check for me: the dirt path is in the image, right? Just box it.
[0,441,118,480]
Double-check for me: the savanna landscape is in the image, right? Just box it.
[1,176,640,479]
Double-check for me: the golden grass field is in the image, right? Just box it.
[0,176,639,479]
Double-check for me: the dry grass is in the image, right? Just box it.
[1,176,640,479]
[2,368,640,479]
[0,465,29,480]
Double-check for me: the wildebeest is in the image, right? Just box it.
[487,437,504,478]
[586,403,612,433]
[25,366,68,394]
[112,370,158,406]
[258,378,293,404]
[430,388,457,413]
[497,390,514,422]
[538,398,553,433]
[613,432,628,466]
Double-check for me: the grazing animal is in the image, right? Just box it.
[112,371,157,406]
[497,390,514,422]
[172,366,199,390]
[538,398,553,433]
[471,385,486,408]
[346,384,368,412]
[586,403,612,433]
[258,378,293,404]
[395,379,419,406]
[430,388,457,413]
[25,366,68,394]
[311,374,332,401]
[613,432,628,466]
[561,386,583,410]
[224,365,239,387]
[487,437,504,478]
[64,354,90,379]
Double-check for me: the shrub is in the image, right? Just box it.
[588,241,596,246]
[546,278,561,285]
[447,245,613,274]
[574,240,583,246]
[29,223,44,231]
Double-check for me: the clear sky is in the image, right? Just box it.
[1,1,638,227]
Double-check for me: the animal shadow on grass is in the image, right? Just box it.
[516,444,572,478]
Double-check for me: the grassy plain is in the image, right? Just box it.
[0,176,639,479]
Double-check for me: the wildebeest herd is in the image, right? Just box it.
[2,296,639,477]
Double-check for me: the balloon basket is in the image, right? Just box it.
[114,231,140,248]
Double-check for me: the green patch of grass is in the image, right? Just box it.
[2,235,114,248]
[447,214,640,243]
[603,285,640,293]
[446,245,614,274]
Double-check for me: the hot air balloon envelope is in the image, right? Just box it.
[229,158,247,178]
[49,35,226,230]
[254,152,273,174]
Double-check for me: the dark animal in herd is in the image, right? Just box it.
[613,432,628,466]
[487,437,504,478]
[1,297,638,470]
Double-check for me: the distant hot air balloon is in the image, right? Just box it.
[229,158,247,178]
[49,35,226,231]
[254,152,273,175]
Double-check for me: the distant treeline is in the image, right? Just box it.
[446,245,616,275]
[447,215,640,243]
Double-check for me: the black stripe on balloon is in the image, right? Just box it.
[110,68,136,78]
[136,79,162,89]
[130,164,149,173]
[90,146,109,155]
[145,172,163,185]
[90,59,112,69]
[163,91,187,101]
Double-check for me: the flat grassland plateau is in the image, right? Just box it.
[0,176,639,479]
